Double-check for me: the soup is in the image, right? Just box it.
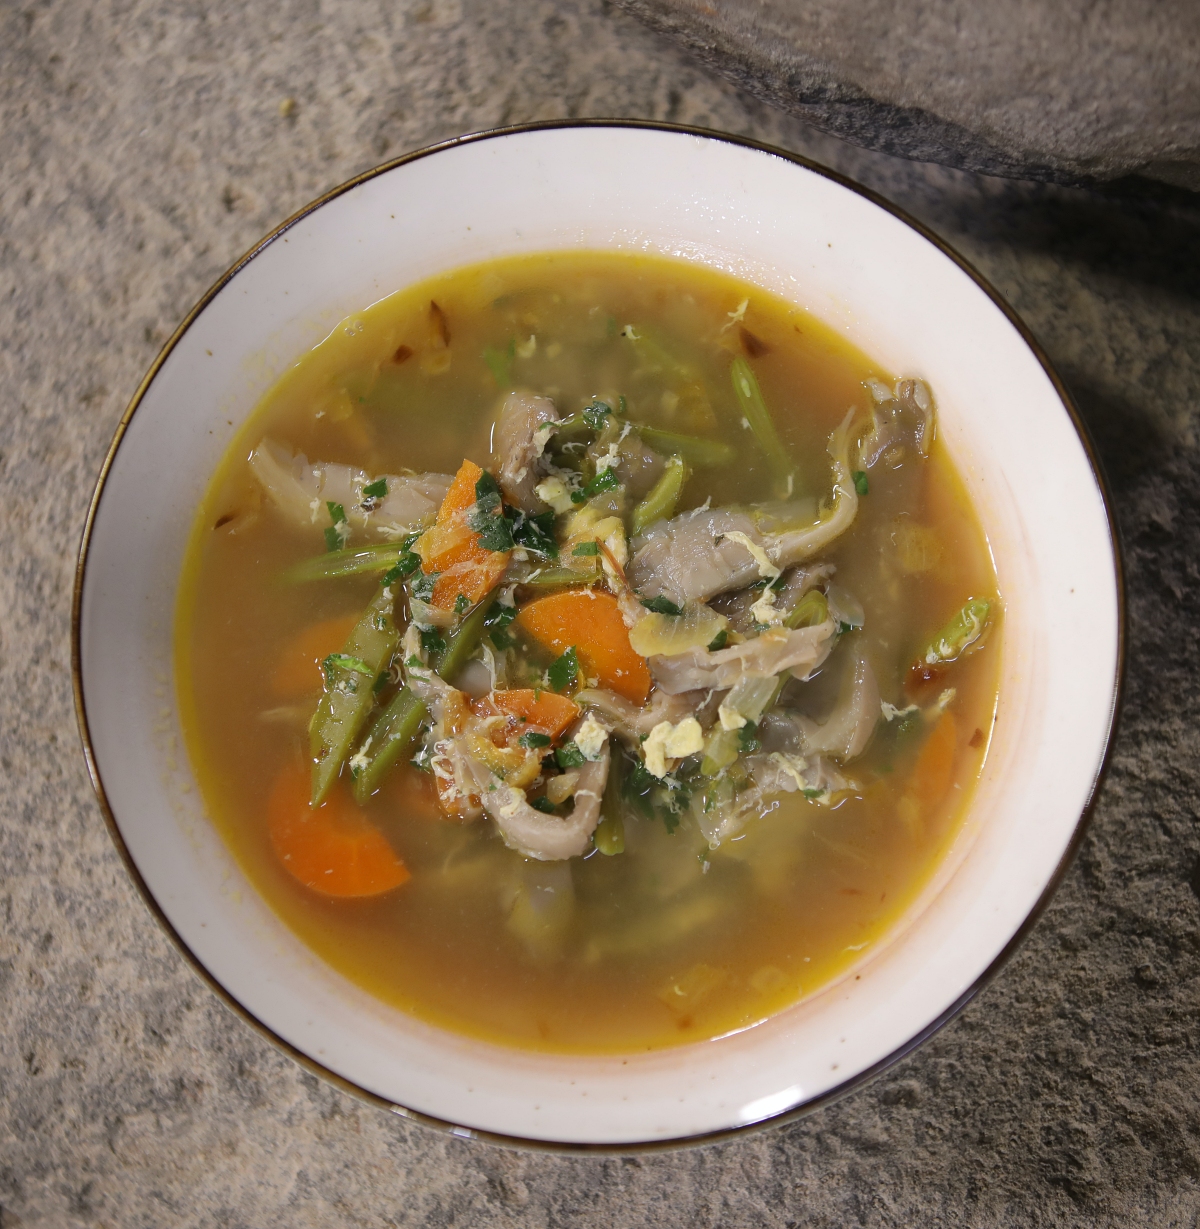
[176,252,1000,1053]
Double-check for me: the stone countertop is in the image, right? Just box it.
[2,1,1199,1225]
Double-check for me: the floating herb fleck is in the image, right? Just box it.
[641,595,683,616]
[547,645,579,692]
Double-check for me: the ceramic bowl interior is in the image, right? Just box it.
[75,123,1121,1148]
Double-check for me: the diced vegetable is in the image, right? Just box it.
[517,589,651,704]
[283,540,412,584]
[434,591,498,681]
[272,614,359,699]
[730,356,796,497]
[350,687,428,804]
[414,460,512,608]
[487,688,580,741]
[634,426,735,468]
[631,454,689,535]
[269,764,410,897]
[785,588,829,630]
[516,567,602,592]
[593,813,625,855]
[309,585,400,805]
[923,598,991,664]
[628,602,728,658]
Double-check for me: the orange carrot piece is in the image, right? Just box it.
[414,459,511,608]
[272,614,359,700]
[910,711,958,808]
[268,764,410,898]
[516,590,651,704]
[484,688,580,741]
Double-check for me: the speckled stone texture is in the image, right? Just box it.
[619,0,1200,189]
[2,1,1200,1226]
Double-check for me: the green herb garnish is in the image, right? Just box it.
[547,645,579,692]
[454,593,469,615]
[641,595,683,616]
[707,629,728,652]
[556,741,587,768]
[410,570,438,603]
[572,541,600,556]
[582,398,612,430]
[511,508,558,558]
[570,467,622,504]
[519,731,553,750]
[419,627,447,656]
[531,796,557,813]
[853,470,869,496]
[362,477,388,502]
[737,722,761,754]
[322,653,373,678]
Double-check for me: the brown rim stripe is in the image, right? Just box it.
[71,119,1126,1155]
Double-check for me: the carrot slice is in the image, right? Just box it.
[480,688,580,742]
[516,589,651,704]
[414,459,511,608]
[910,711,958,808]
[268,763,410,898]
[272,614,359,700]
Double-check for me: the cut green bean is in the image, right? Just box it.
[593,813,625,856]
[283,541,410,584]
[785,588,829,630]
[309,586,400,806]
[634,426,735,468]
[923,598,991,665]
[631,455,689,535]
[351,686,428,804]
[434,591,498,681]
[730,356,797,497]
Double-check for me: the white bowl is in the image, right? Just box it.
[73,122,1122,1149]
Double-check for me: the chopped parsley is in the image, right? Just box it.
[582,398,612,430]
[572,541,600,556]
[531,795,557,813]
[803,787,826,800]
[323,500,350,552]
[419,626,447,656]
[641,595,683,616]
[547,645,579,692]
[853,470,870,496]
[484,601,518,650]
[322,653,372,678]
[707,629,728,652]
[737,722,761,754]
[372,670,390,695]
[519,731,552,749]
[511,508,558,558]
[409,570,438,603]
[362,477,388,507]
[454,593,470,615]
[555,741,587,768]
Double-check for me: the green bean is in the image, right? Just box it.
[434,592,498,681]
[309,586,400,806]
[785,588,829,630]
[283,541,409,584]
[593,813,625,856]
[634,426,735,468]
[350,686,428,804]
[923,598,992,664]
[729,356,796,497]
[631,455,689,535]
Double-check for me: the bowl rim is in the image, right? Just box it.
[70,118,1126,1155]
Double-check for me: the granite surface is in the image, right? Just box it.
[619,0,1200,189]
[3,0,1200,1225]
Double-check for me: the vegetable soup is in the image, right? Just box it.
[176,252,1001,1053]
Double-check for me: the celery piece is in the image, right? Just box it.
[434,592,497,682]
[593,813,626,856]
[729,356,796,497]
[350,687,428,804]
[923,598,992,664]
[635,426,735,468]
[631,454,689,535]
[516,567,601,592]
[700,726,740,776]
[310,585,400,805]
[283,541,409,584]
[785,588,829,630]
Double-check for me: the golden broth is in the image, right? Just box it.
[176,252,1000,1053]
